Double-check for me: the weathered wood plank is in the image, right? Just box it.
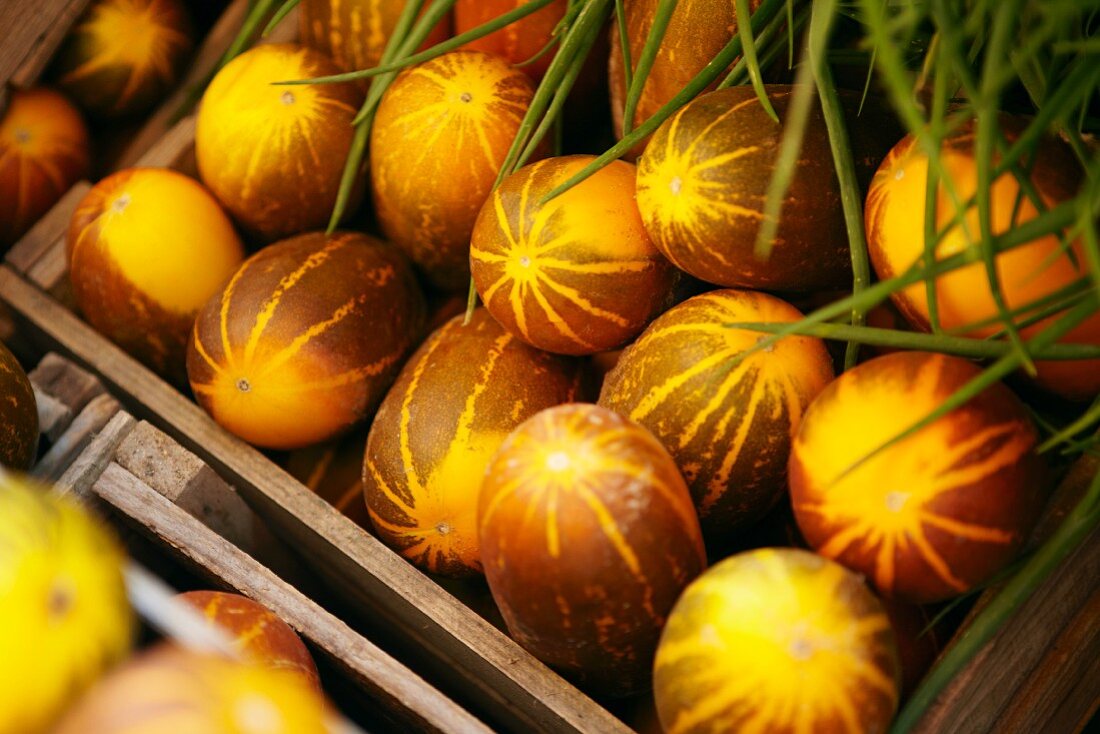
[93,461,492,734]
[33,392,120,482]
[0,0,91,97]
[5,181,90,275]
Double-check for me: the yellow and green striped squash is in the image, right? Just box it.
[653,547,900,734]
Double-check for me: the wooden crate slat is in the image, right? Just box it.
[92,460,493,734]
[0,265,631,734]
[5,181,90,275]
[56,410,137,498]
[0,0,91,93]
[32,393,121,482]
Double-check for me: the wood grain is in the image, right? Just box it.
[5,181,90,275]
[0,263,631,734]
[93,460,493,734]
[0,0,91,102]
[912,454,1100,734]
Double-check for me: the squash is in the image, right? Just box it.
[471,155,677,355]
[599,289,834,541]
[653,547,900,734]
[68,167,245,384]
[372,51,537,290]
[364,307,585,577]
[0,341,38,470]
[195,44,363,242]
[789,351,1048,603]
[187,231,425,450]
[479,403,706,696]
[455,0,569,80]
[0,87,89,248]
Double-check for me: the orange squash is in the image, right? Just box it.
[471,155,677,355]
[0,341,38,470]
[364,308,585,577]
[599,289,834,541]
[52,645,329,734]
[609,0,760,156]
[455,0,569,80]
[479,403,706,696]
[51,0,193,118]
[176,591,320,690]
[0,87,89,248]
[68,168,245,384]
[790,351,1048,603]
[866,120,1100,401]
[653,548,900,734]
[187,231,425,450]
[195,44,363,242]
[300,0,451,75]
[372,50,537,290]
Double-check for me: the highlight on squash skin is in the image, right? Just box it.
[52,0,193,118]
[67,168,244,380]
[789,351,1048,604]
[372,50,537,290]
[471,155,677,356]
[195,43,363,242]
[653,548,900,734]
[599,289,834,540]
[0,87,90,247]
[865,125,1100,401]
[364,308,584,577]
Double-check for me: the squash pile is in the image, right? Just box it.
[2,0,1096,732]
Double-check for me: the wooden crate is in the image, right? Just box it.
[13,350,491,734]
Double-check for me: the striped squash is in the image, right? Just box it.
[68,168,245,384]
[364,307,585,577]
[0,478,133,734]
[186,231,425,450]
[0,342,38,470]
[0,88,89,247]
[866,120,1100,402]
[52,645,328,734]
[479,403,706,697]
[609,0,760,156]
[51,0,193,119]
[196,44,363,242]
[790,351,1048,603]
[599,289,834,543]
[653,548,900,734]
[371,51,536,290]
[636,85,892,291]
[176,591,320,690]
[455,0,569,80]
[300,0,450,76]
[470,155,677,355]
